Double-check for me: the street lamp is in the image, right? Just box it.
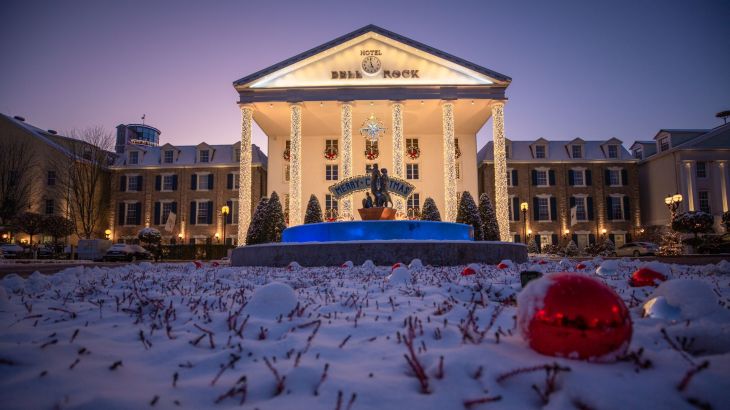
[664,193,683,220]
[520,202,529,244]
[221,205,230,246]
[104,229,111,240]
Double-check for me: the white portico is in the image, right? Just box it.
[233,25,512,244]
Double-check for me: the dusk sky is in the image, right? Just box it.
[2,0,728,152]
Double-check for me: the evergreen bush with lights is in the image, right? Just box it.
[304,194,324,224]
[456,191,483,240]
[420,197,441,222]
[478,193,500,241]
[267,192,287,242]
[246,197,270,245]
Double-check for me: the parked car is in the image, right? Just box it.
[103,244,152,262]
[697,233,730,254]
[615,242,658,257]
[0,244,25,259]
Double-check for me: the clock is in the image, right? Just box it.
[361,56,381,75]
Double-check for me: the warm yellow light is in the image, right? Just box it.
[104,229,112,235]
[527,229,532,235]
[673,193,683,203]
[664,196,672,205]
[221,205,230,215]
[214,233,220,239]
[601,228,607,234]
[178,233,183,239]
[2,233,8,239]
[564,229,570,235]
[520,202,529,211]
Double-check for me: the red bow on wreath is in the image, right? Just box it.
[283,148,290,161]
[365,147,379,160]
[324,146,338,160]
[406,144,420,160]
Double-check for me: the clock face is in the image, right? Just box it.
[361,56,381,75]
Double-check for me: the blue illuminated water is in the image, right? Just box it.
[282,221,474,243]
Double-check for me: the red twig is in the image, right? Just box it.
[463,396,502,408]
[263,357,285,396]
[677,361,710,392]
[313,363,330,396]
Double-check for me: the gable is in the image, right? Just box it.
[236,25,509,89]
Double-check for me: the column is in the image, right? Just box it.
[237,104,253,245]
[442,101,457,222]
[719,161,728,212]
[684,161,695,211]
[391,101,405,216]
[340,102,353,219]
[289,103,303,226]
[491,101,510,241]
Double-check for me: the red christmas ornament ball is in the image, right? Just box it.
[629,268,667,287]
[576,263,587,270]
[193,260,203,269]
[461,266,477,276]
[392,262,404,271]
[497,262,509,270]
[518,272,632,360]
[538,260,548,265]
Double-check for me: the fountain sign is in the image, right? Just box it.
[328,175,415,199]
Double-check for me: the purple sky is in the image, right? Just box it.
[2,0,728,153]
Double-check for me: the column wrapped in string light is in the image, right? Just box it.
[289,103,303,226]
[237,104,253,245]
[340,102,353,219]
[391,101,405,217]
[491,101,510,241]
[442,101,457,222]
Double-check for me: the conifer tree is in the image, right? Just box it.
[527,237,539,254]
[246,197,269,245]
[564,240,579,257]
[304,194,324,224]
[420,197,441,221]
[267,191,287,242]
[455,191,484,240]
[478,193,500,241]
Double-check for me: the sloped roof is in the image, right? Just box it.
[478,139,633,162]
[114,143,267,168]
[233,24,511,87]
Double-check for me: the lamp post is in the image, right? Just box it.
[104,229,111,240]
[221,205,230,246]
[664,193,683,221]
[520,202,528,244]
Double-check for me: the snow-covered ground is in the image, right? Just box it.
[1,258,729,409]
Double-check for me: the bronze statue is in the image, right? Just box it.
[362,192,373,209]
[379,168,393,208]
[369,164,393,208]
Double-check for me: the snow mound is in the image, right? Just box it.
[408,259,423,270]
[0,286,9,310]
[25,271,51,293]
[715,259,730,274]
[288,261,302,270]
[640,261,671,277]
[361,260,376,270]
[388,266,411,285]
[216,267,238,280]
[2,274,25,292]
[341,261,354,268]
[650,279,719,320]
[244,282,297,319]
[499,259,514,268]
[596,259,619,276]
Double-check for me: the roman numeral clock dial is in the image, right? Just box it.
[361,56,381,75]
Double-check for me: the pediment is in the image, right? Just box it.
[235,25,509,89]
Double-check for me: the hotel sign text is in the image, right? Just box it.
[328,175,415,199]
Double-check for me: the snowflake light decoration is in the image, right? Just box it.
[359,114,386,143]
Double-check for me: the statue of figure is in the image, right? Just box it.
[370,165,384,207]
[362,192,373,209]
[379,168,393,208]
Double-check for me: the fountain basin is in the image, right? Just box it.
[282,220,474,242]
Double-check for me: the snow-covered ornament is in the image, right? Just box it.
[576,262,587,270]
[193,260,203,269]
[244,282,297,319]
[388,267,411,285]
[517,272,632,361]
[629,267,667,287]
[287,261,302,271]
[642,296,681,322]
[391,262,405,272]
[211,261,220,267]
[596,260,619,276]
[497,262,510,270]
[461,264,481,276]
[341,261,354,269]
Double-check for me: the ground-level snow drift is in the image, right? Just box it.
[1,259,729,409]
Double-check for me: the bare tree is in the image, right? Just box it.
[0,138,38,225]
[56,126,114,239]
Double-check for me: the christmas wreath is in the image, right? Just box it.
[455,144,462,159]
[406,144,420,160]
[365,146,379,160]
[324,146,338,160]
[283,147,290,161]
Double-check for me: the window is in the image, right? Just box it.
[325,195,338,220]
[229,200,239,225]
[162,175,174,191]
[406,164,419,180]
[573,169,585,186]
[699,191,710,213]
[538,197,549,221]
[161,202,174,225]
[125,203,139,226]
[608,169,621,186]
[611,197,624,220]
[45,199,54,215]
[535,145,546,159]
[163,150,174,164]
[234,148,241,163]
[407,193,420,217]
[365,164,376,174]
[696,162,707,178]
[325,139,338,150]
[455,162,461,180]
[571,145,582,159]
[536,170,548,186]
[607,145,618,159]
[659,137,669,152]
[234,174,240,189]
[197,201,209,225]
[199,150,210,163]
[325,165,339,181]
[198,174,210,190]
[508,196,515,221]
[128,175,140,191]
[47,171,56,186]
[284,165,290,182]
[574,197,587,221]
[366,140,378,151]
[128,151,139,165]
[633,149,642,159]
[507,169,513,187]
[406,138,419,149]
[614,233,626,248]
[576,234,589,250]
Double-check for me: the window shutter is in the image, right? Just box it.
[155,175,161,191]
[551,234,559,245]
[227,173,233,190]
[570,196,576,208]
[207,201,214,225]
[172,175,178,191]
[568,170,574,186]
[572,234,577,244]
[226,200,233,224]
[586,169,592,186]
[623,196,630,220]
[189,202,196,225]
[154,202,161,225]
[514,234,521,243]
[137,176,143,190]
[531,170,537,186]
[609,233,615,243]
[134,203,142,225]
[589,234,596,244]
[606,196,613,220]
[120,176,127,192]
[604,169,610,184]
[550,197,557,221]
[533,197,539,220]
[117,203,125,225]
[512,170,518,186]
[208,174,214,190]
[171,202,177,214]
[621,169,628,186]
[512,197,519,221]
[548,170,556,186]
[191,174,197,190]
[535,235,541,251]
[587,197,594,220]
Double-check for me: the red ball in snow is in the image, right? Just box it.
[461,266,477,276]
[576,263,587,270]
[211,261,220,267]
[391,263,404,271]
[518,272,632,361]
[629,268,667,287]
[193,260,203,269]
[538,260,548,265]
[497,262,509,269]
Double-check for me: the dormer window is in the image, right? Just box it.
[571,145,582,159]
[128,151,139,165]
[633,149,642,159]
[234,148,241,163]
[607,145,618,159]
[535,145,546,159]
[199,150,210,163]
[659,137,670,152]
[163,150,174,164]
